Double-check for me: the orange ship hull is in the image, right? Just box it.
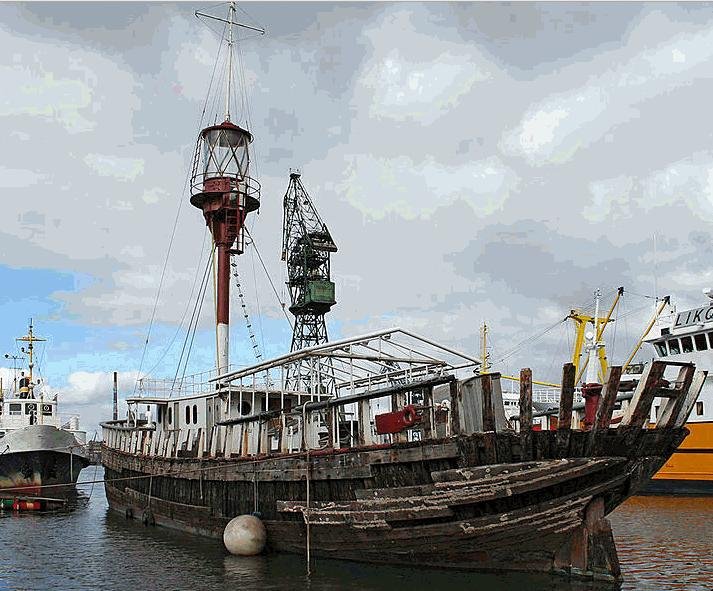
[644,422,713,494]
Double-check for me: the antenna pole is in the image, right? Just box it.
[226,1,235,122]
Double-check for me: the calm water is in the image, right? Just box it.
[0,467,711,591]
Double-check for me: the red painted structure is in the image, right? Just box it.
[375,405,421,435]
[581,383,603,429]
[190,120,260,358]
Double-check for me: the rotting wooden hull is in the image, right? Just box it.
[102,427,687,582]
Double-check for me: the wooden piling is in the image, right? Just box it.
[658,365,695,429]
[449,380,461,435]
[620,361,666,429]
[481,374,495,432]
[587,366,622,455]
[556,363,575,457]
[519,368,533,461]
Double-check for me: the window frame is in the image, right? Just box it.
[681,335,694,353]
[695,333,709,351]
[668,339,681,355]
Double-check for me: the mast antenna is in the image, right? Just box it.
[195,2,266,123]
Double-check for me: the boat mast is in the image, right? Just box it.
[191,3,265,380]
[583,290,601,385]
[17,319,46,423]
[479,322,490,375]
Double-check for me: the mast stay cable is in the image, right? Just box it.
[133,18,227,394]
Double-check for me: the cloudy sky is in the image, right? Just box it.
[2,1,713,436]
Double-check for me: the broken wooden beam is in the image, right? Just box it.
[586,366,622,455]
[556,363,575,457]
[519,368,533,461]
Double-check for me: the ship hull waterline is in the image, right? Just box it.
[101,427,686,582]
[0,449,89,492]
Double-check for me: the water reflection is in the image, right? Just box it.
[0,467,710,591]
[610,495,713,591]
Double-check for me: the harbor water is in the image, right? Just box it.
[0,467,711,591]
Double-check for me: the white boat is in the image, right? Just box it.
[0,321,88,491]
[637,290,713,493]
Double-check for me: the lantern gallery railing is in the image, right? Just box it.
[189,172,261,210]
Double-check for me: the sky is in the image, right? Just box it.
[2,1,713,436]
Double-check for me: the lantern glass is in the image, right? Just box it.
[202,127,250,180]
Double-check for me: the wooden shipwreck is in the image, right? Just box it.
[100,5,706,583]
[101,329,706,583]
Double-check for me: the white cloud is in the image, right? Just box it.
[334,153,518,219]
[584,175,634,222]
[0,166,46,188]
[84,153,145,181]
[358,8,497,125]
[502,11,713,166]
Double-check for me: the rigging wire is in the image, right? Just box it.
[133,18,226,394]
[244,228,293,328]
[250,246,267,356]
[231,256,263,361]
[493,317,568,365]
[172,246,214,392]
[145,228,210,376]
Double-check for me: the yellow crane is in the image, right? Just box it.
[482,287,670,389]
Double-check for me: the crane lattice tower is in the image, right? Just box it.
[281,172,337,389]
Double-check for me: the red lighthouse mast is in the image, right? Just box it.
[190,3,264,378]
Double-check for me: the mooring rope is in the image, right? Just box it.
[0,447,324,494]
[303,404,312,576]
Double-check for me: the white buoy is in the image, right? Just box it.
[223,514,267,556]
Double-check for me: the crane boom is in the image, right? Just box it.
[281,171,337,390]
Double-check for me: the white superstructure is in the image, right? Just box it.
[643,291,713,424]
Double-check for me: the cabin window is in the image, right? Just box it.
[654,405,660,419]
[157,406,162,423]
[25,403,37,415]
[654,341,668,357]
[193,405,198,424]
[681,336,694,353]
[9,403,21,416]
[708,332,713,348]
[668,339,681,355]
[696,401,704,416]
[185,405,190,425]
[695,333,708,351]
[41,404,52,416]
[167,407,172,425]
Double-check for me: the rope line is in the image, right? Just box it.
[231,257,262,361]
[244,228,292,327]
[133,20,226,395]
[0,446,336,494]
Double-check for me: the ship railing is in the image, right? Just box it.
[101,361,707,461]
[215,327,480,399]
[102,372,458,459]
[134,364,246,399]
